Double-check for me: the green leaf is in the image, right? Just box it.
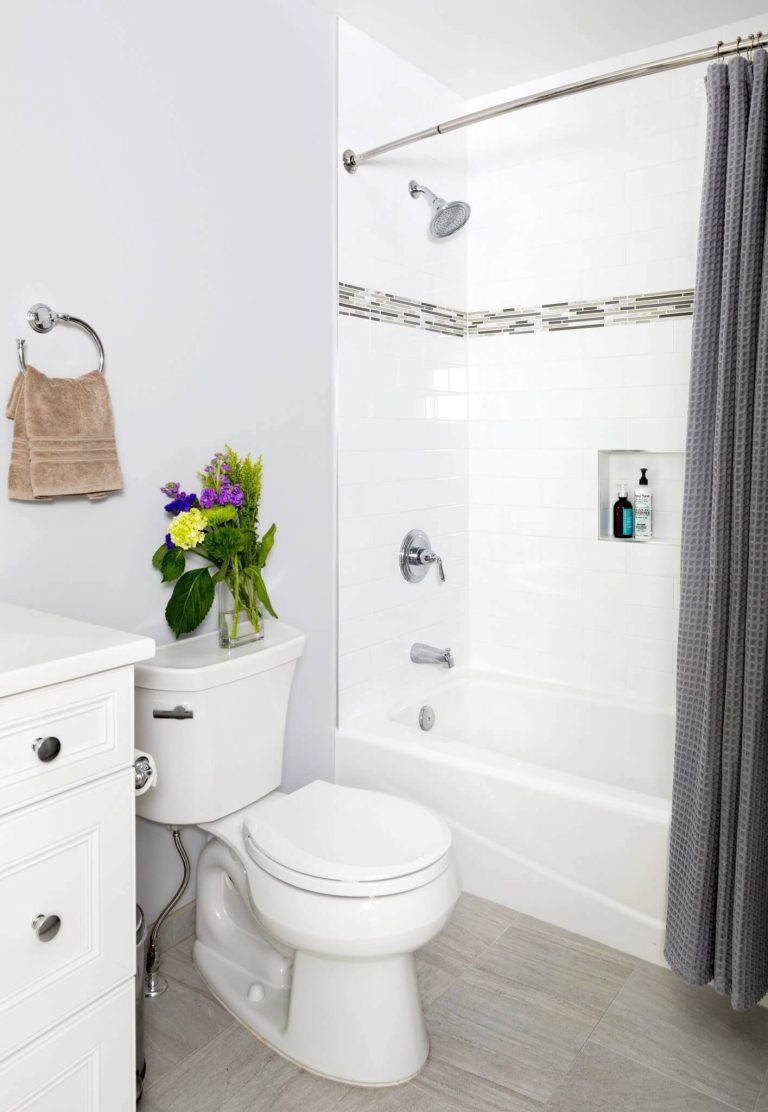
[161,546,185,582]
[165,568,215,637]
[245,566,278,619]
[152,543,168,571]
[256,523,276,569]
[212,562,229,584]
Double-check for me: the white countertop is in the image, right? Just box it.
[0,604,155,698]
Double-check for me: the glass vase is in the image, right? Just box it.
[217,580,264,649]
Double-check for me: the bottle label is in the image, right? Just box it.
[623,507,633,535]
[635,494,652,537]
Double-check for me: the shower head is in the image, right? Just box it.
[409,180,470,238]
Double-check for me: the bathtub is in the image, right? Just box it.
[335,670,673,965]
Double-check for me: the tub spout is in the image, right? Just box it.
[410,643,455,669]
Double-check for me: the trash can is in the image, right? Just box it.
[136,906,147,1103]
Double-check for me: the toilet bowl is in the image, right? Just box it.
[195,781,460,1085]
[134,624,460,1086]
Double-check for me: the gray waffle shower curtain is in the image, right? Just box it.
[665,49,768,1010]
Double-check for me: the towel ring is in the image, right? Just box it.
[16,303,105,375]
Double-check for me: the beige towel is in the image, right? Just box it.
[6,366,123,501]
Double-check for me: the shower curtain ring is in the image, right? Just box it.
[748,33,756,60]
[736,36,743,57]
[716,40,724,62]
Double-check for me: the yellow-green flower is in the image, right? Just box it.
[169,508,207,550]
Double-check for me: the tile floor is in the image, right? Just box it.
[140,894,768,1112]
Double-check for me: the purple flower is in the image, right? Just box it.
[165,533,174,550]
[216,483,243,507]
[199,488,217,509]
[164,492,197,515]
[160,481,180,498]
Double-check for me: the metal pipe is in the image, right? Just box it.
[144,827,191,999]
[342,32,761,173]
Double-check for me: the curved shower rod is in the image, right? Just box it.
[343,31,763,173]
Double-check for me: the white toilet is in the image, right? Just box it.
[134,621,460,1086]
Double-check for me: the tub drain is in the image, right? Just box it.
[419,705,435,731]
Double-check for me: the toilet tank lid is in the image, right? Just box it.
[244,781,452,883]
[135,621,305,692]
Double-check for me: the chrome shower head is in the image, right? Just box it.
[409,180,470,238]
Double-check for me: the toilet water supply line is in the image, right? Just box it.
[145,827,191,998]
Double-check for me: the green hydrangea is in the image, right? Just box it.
[168,508,207,550]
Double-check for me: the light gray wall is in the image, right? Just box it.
[0,0,337,921]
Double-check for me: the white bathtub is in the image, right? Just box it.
[335,671,673,965]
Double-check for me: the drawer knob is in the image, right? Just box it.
[32,914,61,942]
[32,736,61,762]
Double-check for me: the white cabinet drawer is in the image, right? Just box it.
[0,773,134,1062]
[0,981,134,1111]
[0,668,132,815]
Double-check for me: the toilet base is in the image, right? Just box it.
[193,838,433,1086]
[194,940,429,1087]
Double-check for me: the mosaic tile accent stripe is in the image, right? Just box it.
[468,289,695,335]
[338,282,466,336]
[338,282,694,337]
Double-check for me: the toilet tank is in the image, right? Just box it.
[134,621,305,826]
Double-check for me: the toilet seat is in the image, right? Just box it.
[242,781,452,898]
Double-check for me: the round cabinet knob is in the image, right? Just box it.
[32,736,61,763]
[32,914,61,942]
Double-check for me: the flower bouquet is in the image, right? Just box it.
[153,447,277,646]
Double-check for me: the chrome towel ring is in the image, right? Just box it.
[16,303,105,374]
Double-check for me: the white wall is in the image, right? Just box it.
[464,32,713,707]
[337,23,469,719]
[338,17,768,720]
[0,0,336,920]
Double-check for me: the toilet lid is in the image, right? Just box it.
[243,781,451,884]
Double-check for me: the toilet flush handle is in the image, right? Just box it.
[152,705,194,719]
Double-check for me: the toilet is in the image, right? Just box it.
[134,621,460,1086]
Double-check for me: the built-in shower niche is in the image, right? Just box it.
[597,450,684,544]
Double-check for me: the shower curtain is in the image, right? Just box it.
[665,49,768,1010]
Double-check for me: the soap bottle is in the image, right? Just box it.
[634,468,653,539]
[613,482,634,539]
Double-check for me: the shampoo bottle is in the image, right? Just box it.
[634,468,653,539]
[613,482,634,539]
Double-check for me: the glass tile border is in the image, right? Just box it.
[338,282,694,337]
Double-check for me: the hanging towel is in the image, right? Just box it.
[6,366,123,501]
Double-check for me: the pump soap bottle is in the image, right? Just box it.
[634,468,653,539]
[613,482,634,539]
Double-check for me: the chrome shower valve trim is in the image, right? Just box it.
[399,529,446,584]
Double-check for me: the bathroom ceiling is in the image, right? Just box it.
[314,0,766,96]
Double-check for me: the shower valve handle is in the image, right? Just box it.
[399,529,446,584]
[422,551,446,583]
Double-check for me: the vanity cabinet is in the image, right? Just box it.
[0,605,154,1112]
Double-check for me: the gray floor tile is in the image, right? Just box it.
[218,1050,348,1111]
[416,958,456,1008]
[546,1042,735,1111]
[591,963,768,1112]
[417,973,594,1110]
[336,1082,451,1111]
[463,912,635,1023]
[143,945,236,1086]
[756,1069,768,1112]
[142,1023,275,1112]
[142,900,768,1112]
[413,1055,541,1112]
[417,891,517,977]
